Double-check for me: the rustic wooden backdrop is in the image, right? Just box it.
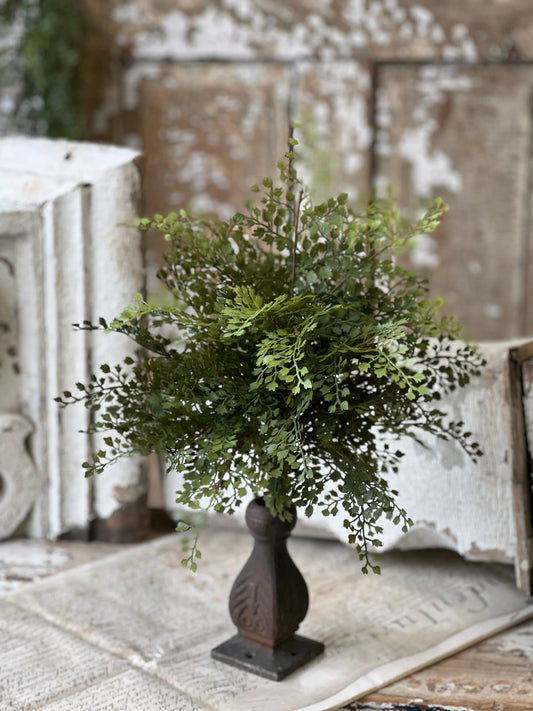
[77,0,533,342]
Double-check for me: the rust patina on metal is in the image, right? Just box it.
[212,498,324,680]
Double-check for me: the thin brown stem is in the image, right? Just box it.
[212,459,232,494]
[290,190,304,299]
[331,276,347,293]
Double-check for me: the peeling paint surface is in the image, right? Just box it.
[295,60,373,202]
[375,62,533,340]
[315,342,521,565]
[396,66,473,198]
[373,67,472,202]
[109,0,488,62]
[135,61,290,238]
[82,1,533,341]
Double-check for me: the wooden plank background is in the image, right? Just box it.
[75,0,533,342]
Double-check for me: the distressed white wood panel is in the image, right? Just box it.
[321,340,533,593]
[161,340,533,592]
[85,152,145,522]
[381,342,517,561]
[0,138,144,538]
[48,187,93,533]
[515,345,533,594]
[294,60,374,203]
[134,62,290,218]
[374,64,533,340]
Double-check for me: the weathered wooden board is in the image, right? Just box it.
[375,64,533,341]
[294,61,374,204]
[135,63,291,218]
[99,0,533,63]
[356,617,533,710]
[520,344,533,451]
[318,340,533,595]
[76,3,533,242]
[516,347,533,596]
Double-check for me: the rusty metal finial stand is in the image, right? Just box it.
[211,498,324,680]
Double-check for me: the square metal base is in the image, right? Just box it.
[211,633,325,681]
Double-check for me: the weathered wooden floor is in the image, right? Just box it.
[353,620,533,710]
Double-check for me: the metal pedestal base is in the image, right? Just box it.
[211,633,324,681]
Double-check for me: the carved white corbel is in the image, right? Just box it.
[0,414,38,538]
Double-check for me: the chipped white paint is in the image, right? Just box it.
[91,83,121,137]
[295,61,373,200]
[0,137,144,537]
[101,0,484,228]
[241,97,264,140]
[111,1,143,24]
[319,341,533,581]
[165,139,232,218]
[122,61,163,111]
[410,4,434,36]
[394,66,474,198]
[431,24,446,44]
[409,233,441,269]
[374,88,392,163]
[398,119,463,197]
[467,259,483,275]
[130,59,289,218]
[130,8,256,60]
[221,0,254,21]
[398,21,414,40]
[451,23,479,62]
[111,0,480,64]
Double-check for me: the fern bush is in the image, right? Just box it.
[58,148,483,572]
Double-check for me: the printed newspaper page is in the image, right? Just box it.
[4,527,533,711]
